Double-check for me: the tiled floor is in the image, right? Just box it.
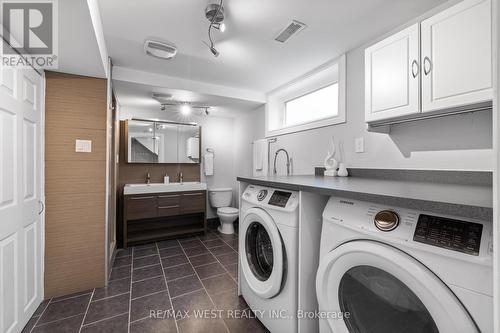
[23,230,269,333]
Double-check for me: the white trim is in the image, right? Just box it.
[40,71,46,301]
[265,54,346,137]
[86,0,109,77]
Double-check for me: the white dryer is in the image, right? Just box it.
[239,185,299,333]
[316,197,493,333]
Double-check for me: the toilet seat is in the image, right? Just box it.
[217,207,239,215]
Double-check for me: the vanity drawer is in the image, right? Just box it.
[126,195,157,220]
[157,194,181,207]
[181,192,206,214]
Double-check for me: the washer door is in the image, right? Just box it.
[316,241,478,333]
[241,208,284,299]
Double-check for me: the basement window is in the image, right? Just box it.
[266,54,346,137]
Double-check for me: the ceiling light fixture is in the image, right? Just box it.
[181,104,192,115]
[204,0,224,57]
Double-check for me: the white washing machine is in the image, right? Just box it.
[316,197,493,333]
[239,185,299,333]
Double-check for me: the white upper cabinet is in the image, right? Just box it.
[421,0,492,112]
[365,0,492,124]
[365,24,420,122]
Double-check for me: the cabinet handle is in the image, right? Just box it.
[130,196,155,200]
[423,56,432,75]
[411,60,419,78]
[159,205,180,209]
[183,193,203,196]
[158,195,180,198]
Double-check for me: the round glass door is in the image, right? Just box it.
[316,241,478,333]
[245,222,274,281]
[240,208,284,299]
[339,265,438,333]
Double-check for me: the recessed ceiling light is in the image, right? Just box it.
[181,104,192,115]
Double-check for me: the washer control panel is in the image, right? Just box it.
[413,214,483,256]
[257,190,268,201]
[242,185,298,211]
[268,190,292,208]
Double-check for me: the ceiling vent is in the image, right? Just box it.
[144,40,178,60]
[152,92,173,103]
[274,20,307,43]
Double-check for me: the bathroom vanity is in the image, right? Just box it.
[122,182,207,247]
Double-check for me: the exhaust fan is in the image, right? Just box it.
[274,20,307,43]
[144,40,178,60]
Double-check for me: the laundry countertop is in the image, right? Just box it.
[236,174,493,220]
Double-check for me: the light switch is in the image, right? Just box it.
[75,139,92,153]
[355,137,364,153]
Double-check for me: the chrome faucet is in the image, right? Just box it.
[273,149,291,176]
[146,172,151,185]
[179,172,183,183]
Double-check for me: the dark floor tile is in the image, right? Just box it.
[164,263,195,281]
[92,277,130,301]
[224,317,269,333]
[51,290,92,303]
[33,314,84,333]
[167,275,203,298]
[38,294,90,324]
[132,276,166,299]
[22,317,38,333]
[198,232,220,241]
[209,245,235,256]
[203,239,226,248]
[159,246,184,258]
[225,264,238,280]
[113,255,132,268]
[194,263,226,279]
[115,248,132,258]
[217,233,238,241]
[202,274,237,296]
[161,254,189,268]
[211,290,248,311]
[226,239,239,250]
[215,252,238,267]
[33,299,50,317]
[81,313,128,332]
[130,317,177,333]
[84,293,130,324]
[157,239,180,249]
[189,253,217,267]
[130,291,171,322]
[134,247,158,258]
[133,264,163,282]
[171,289,214,314]
[109,265,131,281]
[133,255,160,269]
[178,317,228,333]
[179,239,203,249]
[183,245,209,257]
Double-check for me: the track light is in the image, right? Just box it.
[209,46,219,57]
[181,104,192,115]
[204,0,224,57]
[215,22,226,32]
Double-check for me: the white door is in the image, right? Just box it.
[316,241,477,333]
[365,23,420,123]
[240,208,283,299]
[421,0,492,112]
[0,65,44,333]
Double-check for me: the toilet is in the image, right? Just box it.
[208,188,239,234]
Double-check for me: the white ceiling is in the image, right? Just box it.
[56,0,105,78]
[113,80,263,118]
[98,0,446,93]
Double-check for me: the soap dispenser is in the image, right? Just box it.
[164,173,170,184]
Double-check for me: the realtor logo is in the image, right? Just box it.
[1,0,58,69]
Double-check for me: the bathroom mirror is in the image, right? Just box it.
[127,120,200,164]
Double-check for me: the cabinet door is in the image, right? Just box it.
[180,192,206,214]
[365,23,420,123]
[126,196,157,220]
[421,0,492,112]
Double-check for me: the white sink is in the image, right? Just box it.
[124,182,207,195]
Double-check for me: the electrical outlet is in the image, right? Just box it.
[355,137,364,153]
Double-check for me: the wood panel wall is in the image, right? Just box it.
[116,120,201,246]
[45,72,107,297]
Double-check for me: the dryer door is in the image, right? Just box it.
[241,208,284,299]
[316,241,478,333]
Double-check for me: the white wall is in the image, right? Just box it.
[120,107,236,218]
[237,34,494,176]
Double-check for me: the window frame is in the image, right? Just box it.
[265,54,346,137]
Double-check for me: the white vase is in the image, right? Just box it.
[337,163,348,177]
